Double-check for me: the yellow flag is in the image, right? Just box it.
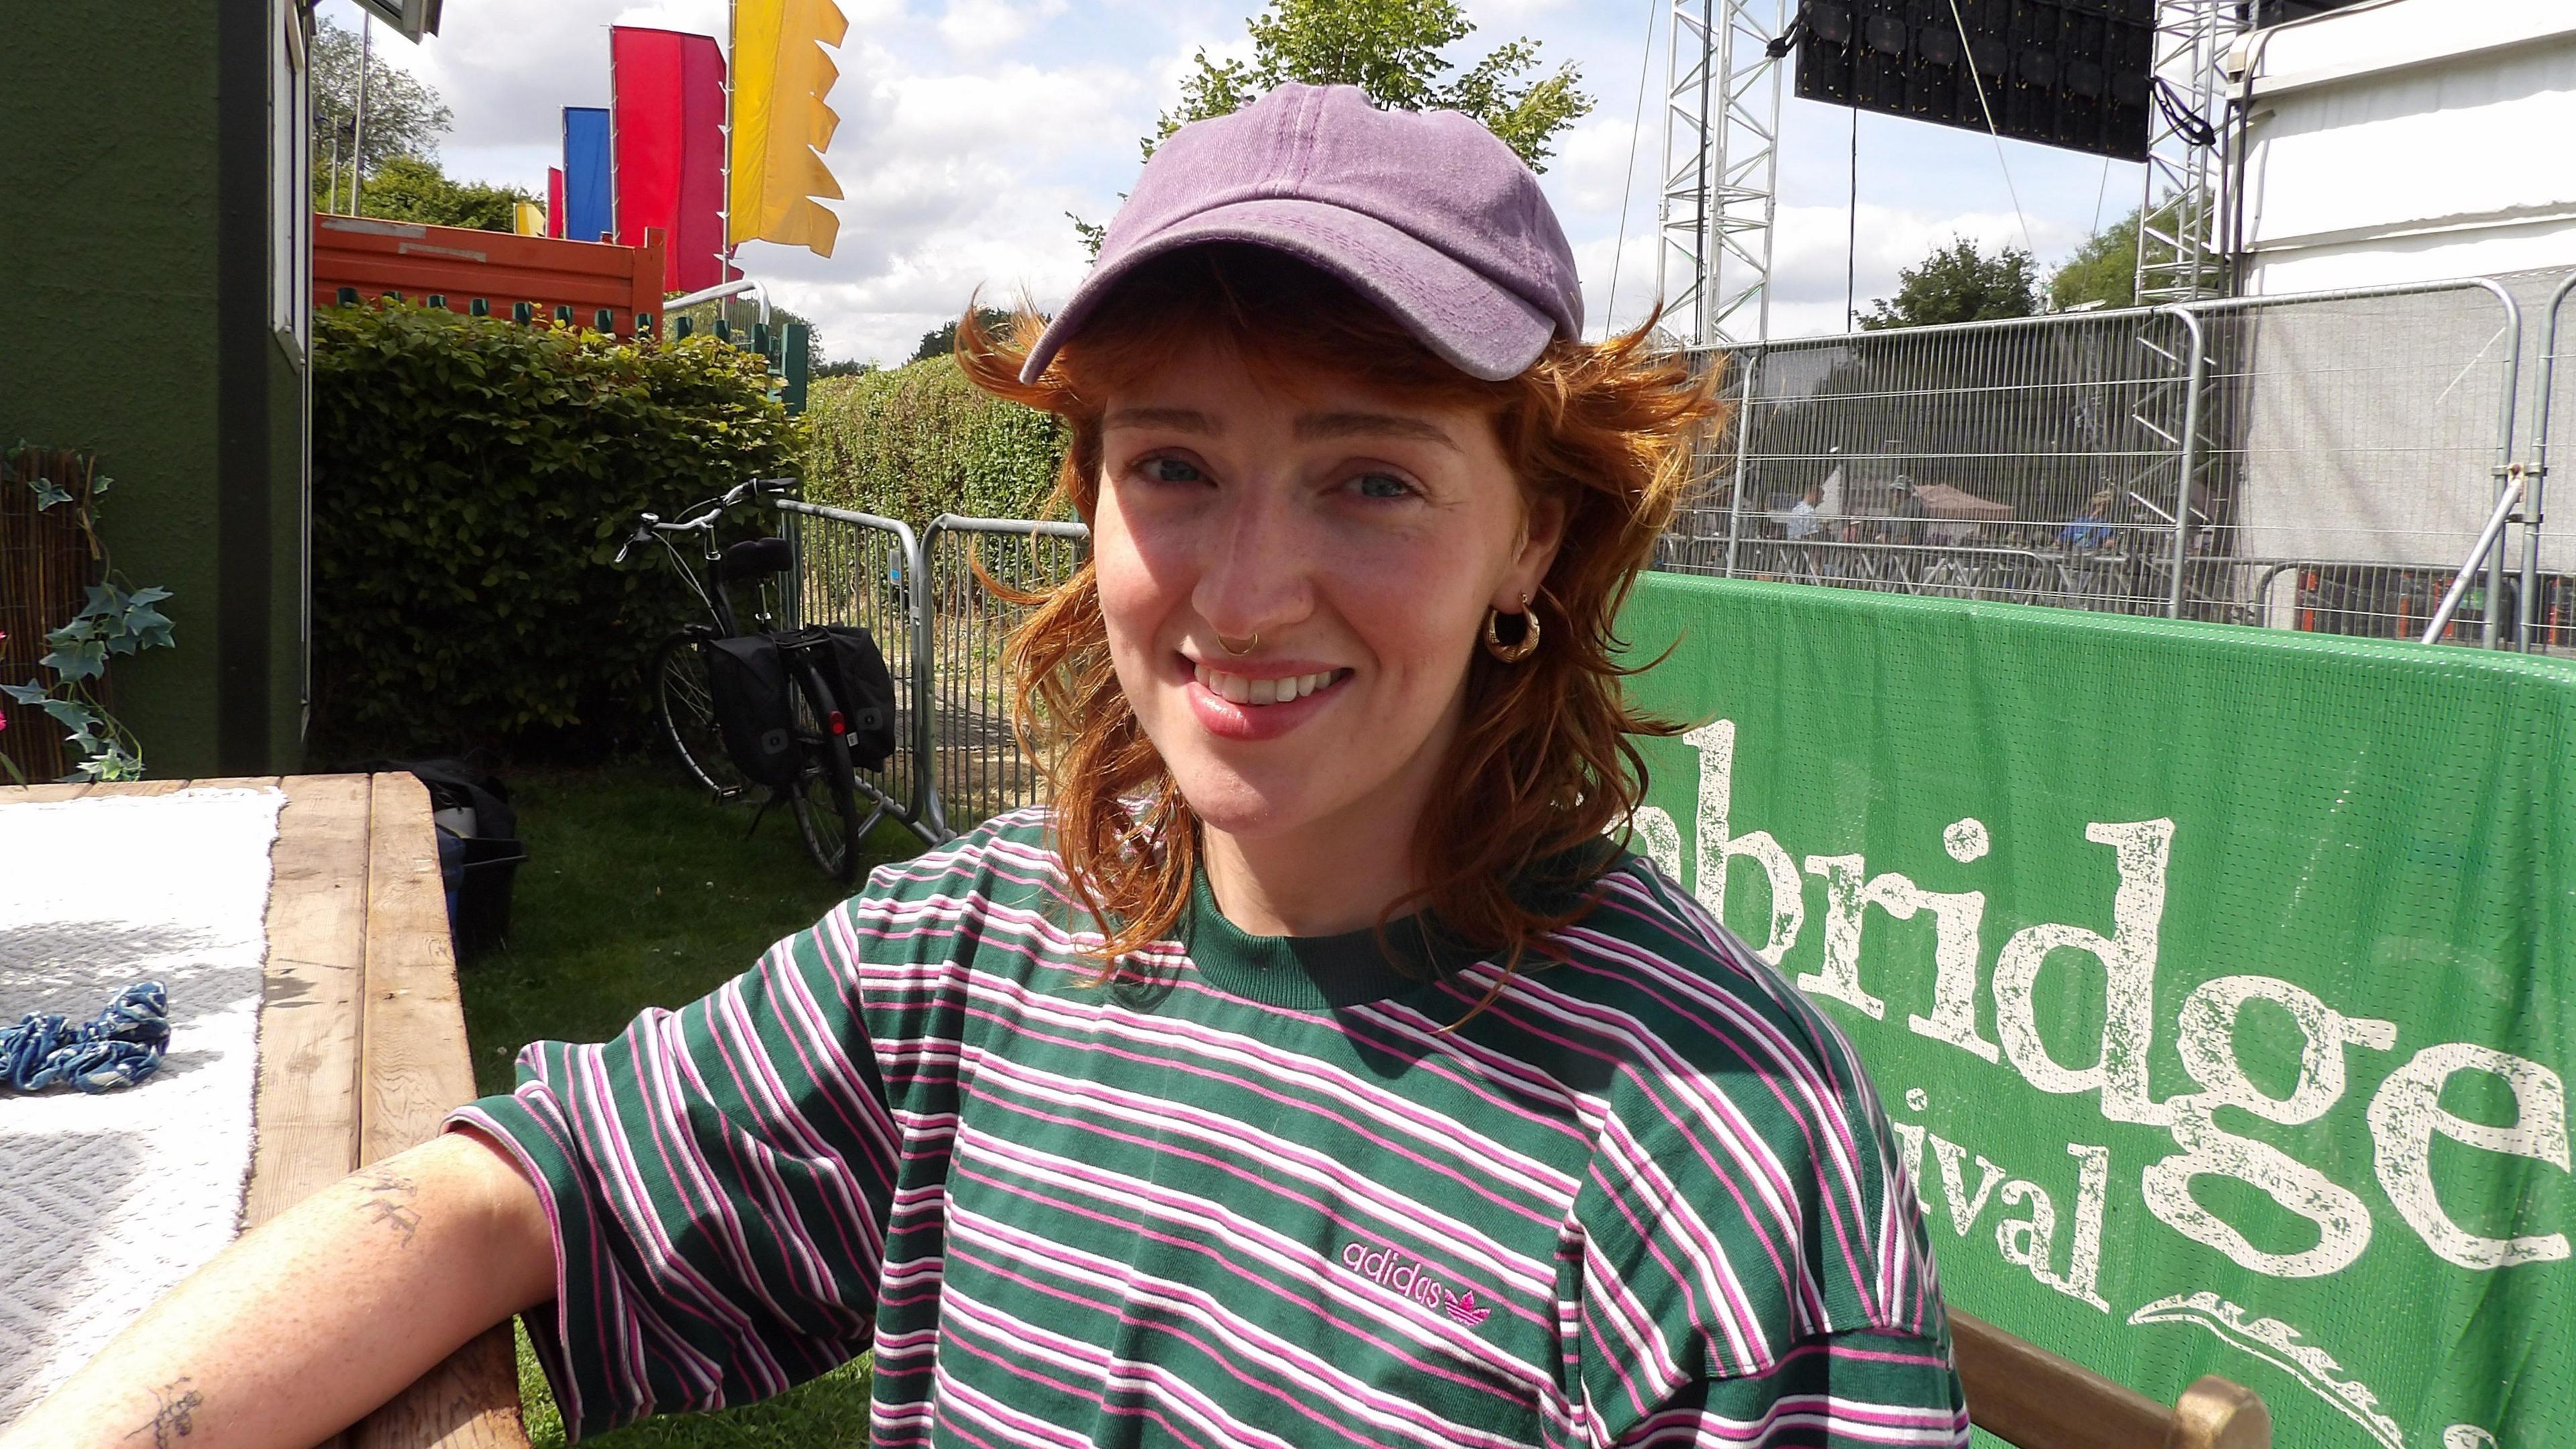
[513,200,547,237]
[729,0,847,256]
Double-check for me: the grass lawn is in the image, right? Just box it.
[454,761,922,1448]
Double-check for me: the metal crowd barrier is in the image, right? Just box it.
[776,499,1089,841]
[1667,271,2571,653]
[773,498,941,845]
[918,515,1090,838]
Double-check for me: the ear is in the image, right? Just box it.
[1495,490,1568,612]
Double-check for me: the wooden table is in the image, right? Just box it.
[0,774,529,1449]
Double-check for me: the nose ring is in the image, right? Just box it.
[1218,631,1258,656]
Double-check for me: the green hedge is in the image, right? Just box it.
[800,357,1067,523]
[311,303,798,761]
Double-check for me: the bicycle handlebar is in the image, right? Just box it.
[611,478,800,562]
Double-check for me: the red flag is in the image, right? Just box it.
[545,166,566,238]
[611,27,729,292]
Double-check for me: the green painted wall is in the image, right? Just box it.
[0,7,305,778]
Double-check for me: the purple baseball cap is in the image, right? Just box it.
[1020,83,1583,385]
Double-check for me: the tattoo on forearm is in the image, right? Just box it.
[121,1377,203,1448]
[353,1164,423,1247]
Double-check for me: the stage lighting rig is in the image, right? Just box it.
[1790,0,2153,163]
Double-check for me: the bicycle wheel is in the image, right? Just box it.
[654,632,750,799]
[783,656,869,884]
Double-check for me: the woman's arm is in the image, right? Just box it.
[0,1127,553,1449]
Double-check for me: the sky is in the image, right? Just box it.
[323,0,2146,366]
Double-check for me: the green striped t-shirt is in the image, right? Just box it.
[446,809,1966,1446]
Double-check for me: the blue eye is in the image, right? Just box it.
[1354,472,1415,500]
[1144,456,1205,484]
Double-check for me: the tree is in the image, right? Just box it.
[1859,238,2040,330]
[909,308,1016,365]
[2050,207,2139,311]
[1073,0,1593,253]
[341,156,532,231]
[310,16,452,201]
[1155,0,1590,168]
[2048,201,2198,312]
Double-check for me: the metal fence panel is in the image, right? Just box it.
[920,515,1089,837]
[1662,276,2555,651]
[2534,272,2576,651]
[773,499,939,843]
[1666,306,2202,618]
[2180,279,2524,645]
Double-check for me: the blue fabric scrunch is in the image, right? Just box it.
[1,982,171,1093]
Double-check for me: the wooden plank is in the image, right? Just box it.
[355,771,478,1161]
[0,782,93,802]
[1955,1308,2175,1449]
[355,1325,527,1449]
[242,775,372,1230]
[350,772,530,1449]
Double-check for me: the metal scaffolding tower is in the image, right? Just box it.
[2135,0,2244,304]
[1657,0,1791,345]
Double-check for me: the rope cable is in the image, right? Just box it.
[1847,107,1859,331]
[1941,0,2037,262]
[1605,0,1663,332]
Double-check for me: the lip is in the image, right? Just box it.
[1179,652,1350,742]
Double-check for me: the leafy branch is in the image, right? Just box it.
[1,449,174,782]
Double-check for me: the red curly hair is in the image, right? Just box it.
[954,244,1727,986]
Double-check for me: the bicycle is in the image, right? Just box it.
[616,479,877,882]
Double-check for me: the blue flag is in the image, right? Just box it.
[562,107,613,244]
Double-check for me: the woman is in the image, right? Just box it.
[3,83,1960,1449]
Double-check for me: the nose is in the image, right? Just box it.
[1191,474,1315,645]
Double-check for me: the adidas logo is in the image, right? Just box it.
[1338,1238,1489,1332]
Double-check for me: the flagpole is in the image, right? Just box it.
[350,13,373,216]
[724,0,741,291]
[606,25,619,246]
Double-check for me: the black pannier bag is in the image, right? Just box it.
[704,635,803,788]
[816,624,900,769]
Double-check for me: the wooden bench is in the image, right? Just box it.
[3,775,527,1449]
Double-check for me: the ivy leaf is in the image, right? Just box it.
[122,598,176,652]
[42,629,109,682]
[0,682,48,705]
[28,476,72,509]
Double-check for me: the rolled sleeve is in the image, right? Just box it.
[442,913,902,1442]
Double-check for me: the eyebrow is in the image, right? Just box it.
[1293,411,1459,450]
[1102,407,1216,433]
[1102,405,1461,452]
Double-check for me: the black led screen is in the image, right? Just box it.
[1793,0,2153,163]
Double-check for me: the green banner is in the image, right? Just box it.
[1617,574,2573,1449]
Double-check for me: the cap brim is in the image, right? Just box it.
[1020,197,1556,385]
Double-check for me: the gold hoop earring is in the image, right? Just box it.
[1218,631,1258,656]
[1483,593,1540,663]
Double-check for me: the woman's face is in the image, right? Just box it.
[1091,337,1562,849]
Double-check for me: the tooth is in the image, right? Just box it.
[1250,677,1279,705]
[1308,672,1329,696]
[1195,662,1210,690]
[1297,673,1320,698]
[1222,674,1252,704]
[1289,674,1311,700]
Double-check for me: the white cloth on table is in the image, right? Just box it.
[0,787,285,1424]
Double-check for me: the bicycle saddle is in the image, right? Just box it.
[716,536,796,581]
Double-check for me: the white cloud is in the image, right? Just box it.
[937,0,1069,53]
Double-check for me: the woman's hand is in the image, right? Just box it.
[0,1127,553,1449]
